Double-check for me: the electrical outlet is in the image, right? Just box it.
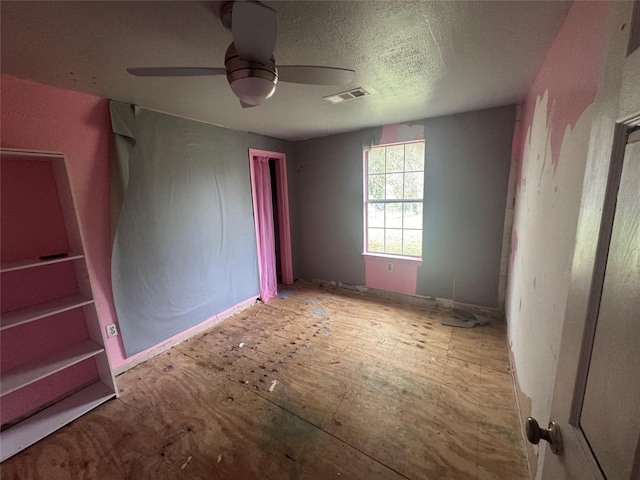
[387,263,393,272]
[106,323,118,337]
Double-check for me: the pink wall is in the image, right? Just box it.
[0,76,124,369]
[1,160,68,261]
[364,255,421,296]
[1,146,100,423]
[504,1,608,475]
[1,360,99,425]
[1,263,79,314]
[0,75,128,363]
[512,2,605,187]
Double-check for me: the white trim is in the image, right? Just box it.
[362,252,423,263]
[364,141,426,257]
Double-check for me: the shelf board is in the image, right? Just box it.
[1,148,64,160]
[0,253,85,273]
[0,293,94,331]
[0,381,115,462]
[0,340,105,397]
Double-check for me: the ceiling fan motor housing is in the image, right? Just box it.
[224,43,278,106]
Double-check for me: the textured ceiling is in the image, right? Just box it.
[1,1,570,140]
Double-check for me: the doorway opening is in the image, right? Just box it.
[248,148,294,301]
[268,158,282,282]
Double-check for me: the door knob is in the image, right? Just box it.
[526,417,563,455]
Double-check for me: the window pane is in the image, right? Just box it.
[385,173,404,199]
[403,230,422,256]
[404,172,424,199]
[405,142,425,171]
[368,174,385,200]
[364,141,426,257]
[403,203,423,229]
[368,148,385,174]
[368,203,385,228]
[368,228,385,252]
[385,203,403,228]
[385,229,403,254]
[385,145,404,173]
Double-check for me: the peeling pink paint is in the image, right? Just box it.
[514,1,607,187]
[505,3,609,472]
[379,123,424,146]
[379,123,399,145]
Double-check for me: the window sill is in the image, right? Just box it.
[362,252,423,263]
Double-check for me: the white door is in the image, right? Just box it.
[537,4,640,479]
[579,128,640,479]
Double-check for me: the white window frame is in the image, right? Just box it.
[363,140,425,259]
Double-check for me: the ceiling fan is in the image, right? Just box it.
[127,1,356,108]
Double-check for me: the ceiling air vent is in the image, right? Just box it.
[323,87,370,104]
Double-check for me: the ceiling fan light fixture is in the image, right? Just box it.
[127,7,356,107]
[225,42,278,106]
[229,75,277,106]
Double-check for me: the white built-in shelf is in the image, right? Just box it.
[0,252,85,273]
[0,340,105,397]
[0,293,94,331]
[0,148,118,462]
[0,381,115,462]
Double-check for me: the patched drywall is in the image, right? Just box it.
[505,1,607,475]
[510,345,536,479]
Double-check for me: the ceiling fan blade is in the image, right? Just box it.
[277,66,355,86]
[232,1,277,64]
[127,67,226,77]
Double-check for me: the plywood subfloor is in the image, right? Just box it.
[1,281,528,479]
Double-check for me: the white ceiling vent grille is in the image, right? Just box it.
[323,87,370,104]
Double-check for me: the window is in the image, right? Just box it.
[365,141,424,257]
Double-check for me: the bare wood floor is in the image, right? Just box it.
[2,282,528,479]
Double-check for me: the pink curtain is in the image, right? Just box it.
[253,156,278,302]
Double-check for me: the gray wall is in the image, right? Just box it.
[294,131,368,285]
[293,105,515,308]
[112,106,261,357]
[109,111,302,357]
[248,132,289,153]
[417,105,515,307]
